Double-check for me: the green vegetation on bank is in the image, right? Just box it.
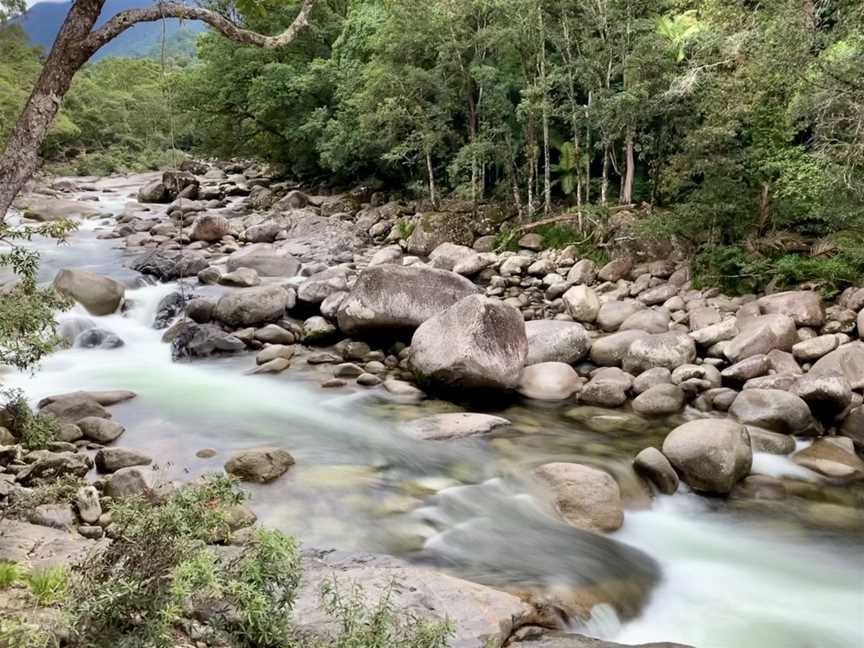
[2,0,863,291]
[0,476,452,648]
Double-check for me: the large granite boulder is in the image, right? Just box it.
[53,269,125,316]
[533,463,624,532]
[728,389,813,434]
[411,295,527,391]
[525,320,591,365]
[225,244,300,278]
[213,285,289,328]
[661,419,752,494]
[337,264,478,335]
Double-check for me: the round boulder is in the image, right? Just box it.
[661,419,752,494]
[518,363,583,401]
[224,447,295,483]
[53,269,125,316]
[214,285,289,328]
[533,463,624,532]
[524,320,591,365]
[622,332,696,374]
[728,389,813,434]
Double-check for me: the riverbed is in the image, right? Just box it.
[4,177,863,648]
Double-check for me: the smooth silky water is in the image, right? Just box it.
[4,189,862,648]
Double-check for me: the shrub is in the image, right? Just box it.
[25,566,69,606]
[0,561,22,588]
[0,389,59,450]
[0,618,57,648]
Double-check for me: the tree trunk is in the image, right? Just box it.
[538,10,551,216]
[0,0,318,220]
[0,0,105,217]
[601,143,610,206]
[585,91,592,205]
[426,149,436,208]
[621,132,635,205]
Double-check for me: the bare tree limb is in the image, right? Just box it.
[84,0,317,55]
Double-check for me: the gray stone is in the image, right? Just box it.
[567,259,597,285]
[224,447,295,482]
[218,267,261,287]
[590,330,647,367]
[622,332,696,374]
[724,314,797,362]
[226,244,300,277]
[748,428,796,455]
[620,309,670,334]
[758,291,824,327]
[406,212,473,256]
[534,463,624,532]
[337,264,478,335]
[632,368,673,395]
[518,363,583,401]
[256,344,295,365]
[662,419,752,494]
[596,300,643,332]
[791,371,852,418]
[598,258,633,282]
[525,320,591,365]
[689,319,738,346]
[190,213,230,242]
[106,467,154,499]
[632,384,685,416]
[29,504,76,530]
[810,341,864,390]
[214,285,289,328]
[77,417,125,443]
[563,285,600,323]
[729,389,813,434]
[721,355,770,382]
[411,295,527,391]
[401,413,510,441]
[75,486,102,524]
[95,447,153,473]
[53,269,124,316]
[792,335,839,362]
[303,316,338,343]
[633,447,679,495]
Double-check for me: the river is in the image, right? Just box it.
[3,177,862,648]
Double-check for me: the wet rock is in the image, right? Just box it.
[519,363,583,401]
[402,413,510,441]
[105,466,154,499]
[633,447,679,495]
[154,291,188,329]
[525,320,591,365]
[747,427,796,455]
[590,331,647,367]
[256,344,295,365]
[303,316,338,343]
[162,170,198,199]
[171,322,245,359]
[226,244,300,277]
[219,267,261,287]
[214,285,289,328]
[224,447,295,482]
[53,269,125,316]
[580,368,632,407]
[95,447,153,473]
[793,438,864,479]
[809,341,864,390]
[74,328,124,350]
[77,417,125,443]
[411,295,527,391]
[254,324,294,345]
[534,463,624,532]
[758,290,823,327]
[406,212,473,255]
[185,298,214,323]
[75,486,102,524]
[563,285,600,323]
[40,394,110,423]
[383,379,425,400]
[138,179,168,203]
[729,389,813,434]
[790,371,852,419]
[661,419,752,494]
[190,213,230,242]
[632,384,685,416]
[724,314,797,362]
[130,249,208,281]
[356,373,382,386]
[622,332,696,374]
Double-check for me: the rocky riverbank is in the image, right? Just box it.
[2,162,863,647]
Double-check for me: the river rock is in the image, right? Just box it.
[190,213,230,242]
[226,244,300,277]
[690,318,738,346]
[533,463,624,532]
[74,328,124,350]
[632,368,672,394]
[95,447,153,473]
[411,295,527,391]
[633,447,679,495]
[622,332,696,374]
[792,334,839,362]
[793,438,864,479]
[75,486,101,525]
[567,259,597,285]
[748,427,796,455]
[809,341,864,390]
[620,309,670,334]
[368,245,403,267]
[840,406,864,450]
[185,298,214,323]
[563,285,600,323]
[171,322,245,359]
[138,179,168,203]
[297,270,350,304]
[590,331,647,367]
[598,258,633,282]
[579,368,633,407]
[77,417,125,443]
[406,212,473,256]
[632,384,685,416]
[402,413,510,441]
[16,451,92,486]
[224,447,295,482]
[790,371,852,418]
[758,290,824,327]
[303,316,338,343]
[519,363,583,401]
[219,267,260,287]
[40,394,110,424]
[728,389,813,434]
[721,355,769,382]
[130,249,209,281]
[214,285,289,328]
[724,314,797,362]
[525,320,591,365]
[53,269,125,316]
[29,504,76,530]
[105,466,154,499]
[337,264,478,335]
[429,242,477,271]
[596,301,643,332]
[661,419,752,494]
[162,170,198,198]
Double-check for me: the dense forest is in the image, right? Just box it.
[3,0,864,292]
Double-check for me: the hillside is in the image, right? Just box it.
[19,0,204,60]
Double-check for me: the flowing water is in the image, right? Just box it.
[4,181,863,648]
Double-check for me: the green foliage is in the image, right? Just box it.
[0,618,57,648]
[3,473,87,521]
[322,579,453,648]
[0,389,60,450]
[0,560,22,588]
[26,566,70,607]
